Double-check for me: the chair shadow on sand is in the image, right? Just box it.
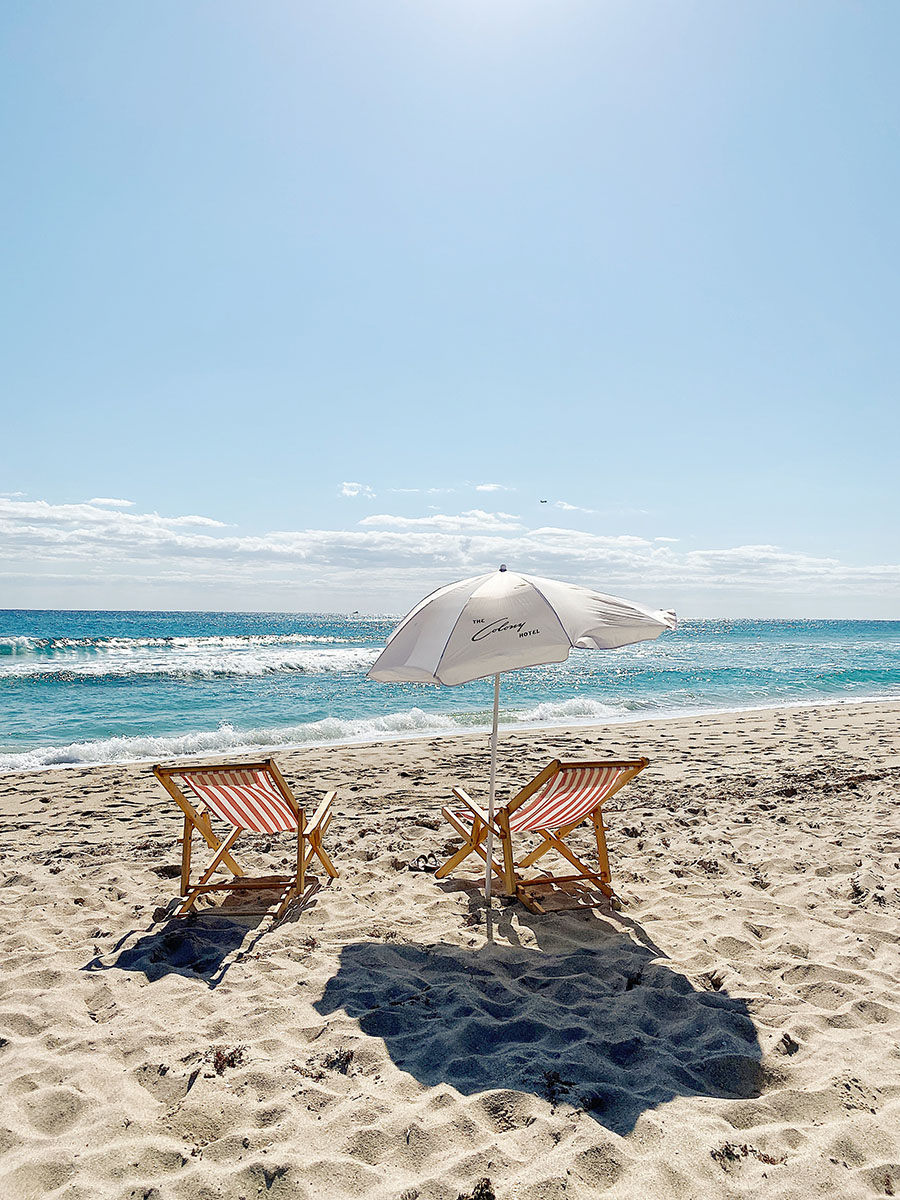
[82,887,321,988]
[314,910,766,1137]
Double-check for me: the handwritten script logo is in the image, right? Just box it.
[471,617,541,643]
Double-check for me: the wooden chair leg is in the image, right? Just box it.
[497,809,516,895]
[468,834,506,884]
[298,808,306,896]
[435,811,485,879]
[311,836,338,878]
[438,814,506,881]
[176,887,203,917]
[592,810,612,884]
[301,803,338,880]
[180,815,193,896]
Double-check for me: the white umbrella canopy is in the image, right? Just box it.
[367,566,676,923]
[368,566,676,686]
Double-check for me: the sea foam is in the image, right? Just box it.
[0,707,463,773]
[0,643,379,680]
[0,696,646,774]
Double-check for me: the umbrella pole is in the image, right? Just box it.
[485,672,500,941]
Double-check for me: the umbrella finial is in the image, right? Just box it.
[499,563,507,572]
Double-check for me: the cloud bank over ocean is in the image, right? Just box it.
[1,494,898,615]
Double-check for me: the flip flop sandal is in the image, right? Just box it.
[409,852,441,873]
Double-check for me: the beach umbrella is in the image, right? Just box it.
[367,565,676,914]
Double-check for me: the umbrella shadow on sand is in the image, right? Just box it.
[315,913,766,1136]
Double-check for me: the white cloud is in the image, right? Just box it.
[386,486,456,495]
[0,499,228,563]
[340,482,375,499]
[2,495,899,614]
[475,483,509,492]
[553,500,651,518]
[88,497,135,509]
[555,500,596,514]
[359,510,523,533]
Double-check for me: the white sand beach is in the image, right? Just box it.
[2,701,900,1199]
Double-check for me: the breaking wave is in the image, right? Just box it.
[0,644,380,681]
[0,695,642,773]
[0,709,457,773]
[0,632,355,653]
[511,696,627,724]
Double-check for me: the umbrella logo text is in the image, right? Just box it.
[471,617,541,642]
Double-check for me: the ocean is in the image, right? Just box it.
[1,610,899,773]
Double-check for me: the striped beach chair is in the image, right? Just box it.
[436,758,648,912]
[153,758,338,919]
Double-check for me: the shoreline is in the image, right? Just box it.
[2,692,899,779]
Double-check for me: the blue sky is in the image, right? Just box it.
[1,1,898,616]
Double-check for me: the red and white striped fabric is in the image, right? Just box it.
[176,768,297,834]
[457,765,627,833]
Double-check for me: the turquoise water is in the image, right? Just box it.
[1,610,899,772]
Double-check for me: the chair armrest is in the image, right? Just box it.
[306,789,336,835]
[451,787,504,838]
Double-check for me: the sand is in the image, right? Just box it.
[1,700,900,1200]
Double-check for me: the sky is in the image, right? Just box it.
[1,1,898,617]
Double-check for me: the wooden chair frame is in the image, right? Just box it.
[153,758,337,920]
[436,758,648,911]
